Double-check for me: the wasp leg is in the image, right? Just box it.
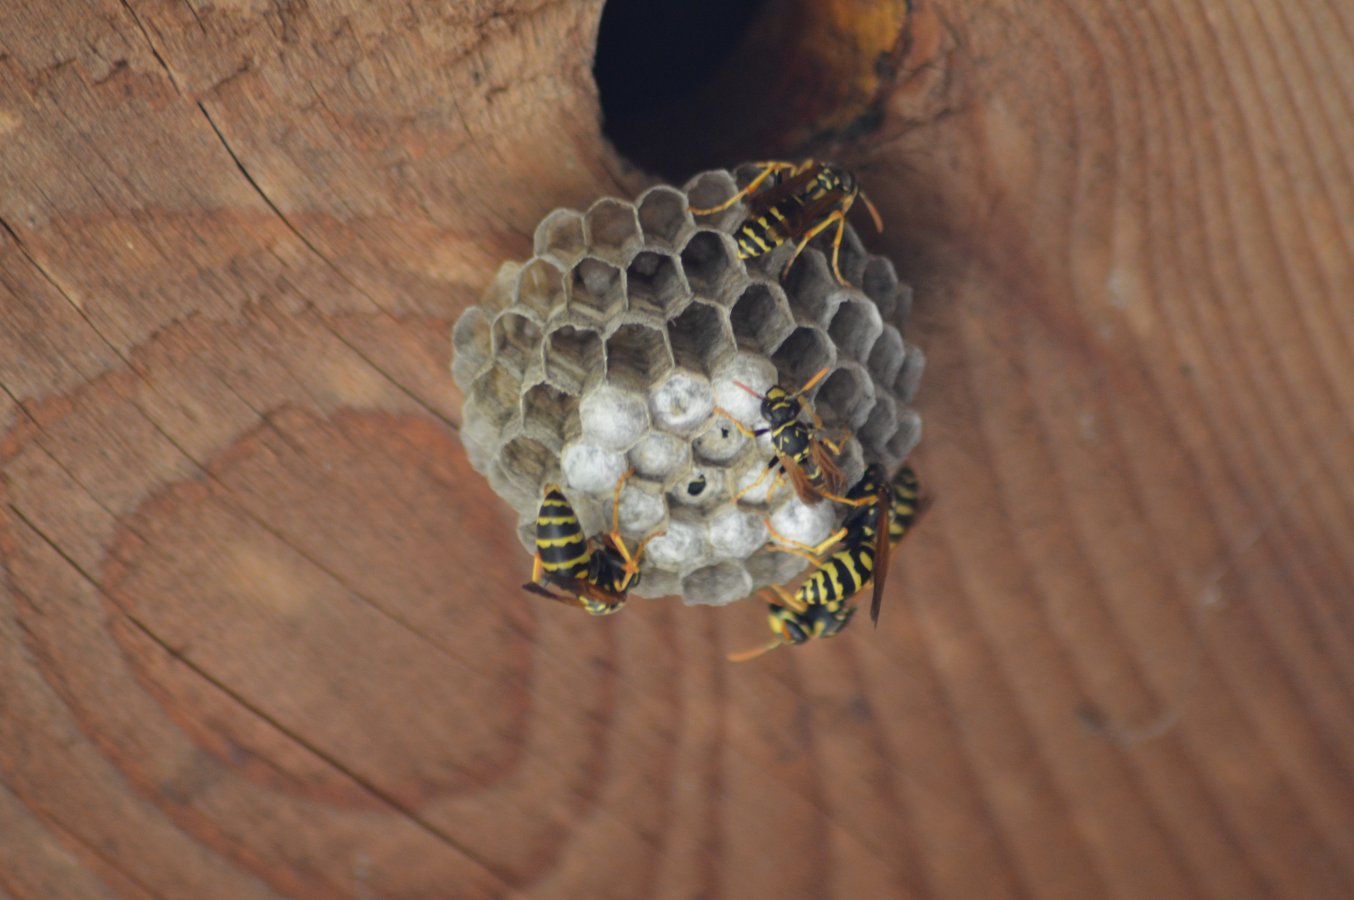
[609,466,637,535]
[764,519,848,557]
[781,208,848,282]
[764,466,788,504]
[764,583,807,614]
[734,459,777,502]
[829,214,852,286]
[689,160,798,215]
[815,489,876,507]
[763,540,825,568]
[727,639,785,663]
[712,406,763,441]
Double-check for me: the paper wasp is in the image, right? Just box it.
[728,464,926,661]
[689,159,883,285]
[714,367,851,507]
[523,469,664,616]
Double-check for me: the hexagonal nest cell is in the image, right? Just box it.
[451,167,923,606]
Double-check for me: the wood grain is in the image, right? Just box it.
[2,0,1352,897]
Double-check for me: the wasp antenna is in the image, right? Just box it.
[732,380,765,399]
[792,367,832,397]
[861,192,884,234]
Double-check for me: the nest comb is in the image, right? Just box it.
[451,166,924,605]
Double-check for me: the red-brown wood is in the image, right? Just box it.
[2,1,1353,897]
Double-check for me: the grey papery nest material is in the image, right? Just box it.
[452,166,923,605]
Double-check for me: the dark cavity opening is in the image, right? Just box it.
[593,0,914,179]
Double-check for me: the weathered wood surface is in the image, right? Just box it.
[2,1,1353,897]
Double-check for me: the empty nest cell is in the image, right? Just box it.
[491,311,543,378]
[636,185,692,249]
[626,251,690,317]
[544,326,604,395]
[584,197,643,262]
[569,258,626,321]
[861,257,900,320]
[451,306,491,389]
[515,258,566,320]
[780,249,836,327]
[667,301,730,375]
[680,230,742,297]
[534,209,586,267]
[868,325,905,388]
[499,436,556,495]
[605,322,673,389]
[469,363,523,430]
[683,170,743,232]
[828,296,883,364]
[894,342,926,405]
[520,382,576,449]
[771,327,835,392]
[814,364,872,431]
[730,282,795,355]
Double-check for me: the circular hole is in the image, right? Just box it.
[593,0,915,178]
[595,0,766,174]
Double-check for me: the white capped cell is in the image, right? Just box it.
[560,441,629,494]
[707,506,768,559]
[681,563,753,607]
[649,369,714,435]
[627,431,690,480]
[693,419,748,464]
[711,352,777,424]
[730,458,777,506]
[767,495,838,551]
[616,482,667,535]
[642,516,707,571]
[579,383,650,451]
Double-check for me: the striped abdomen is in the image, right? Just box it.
[797,544,875,609]
[734,174,838,259]
[535,486,590,580]
[768,592,858,645]
[888,466,921,543]
[734,203,794,260]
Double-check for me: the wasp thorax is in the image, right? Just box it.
[452,165,923,606]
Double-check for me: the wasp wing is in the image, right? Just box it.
[870,488,935,625]
[782,455,825,506]
[809,440,847,496]
[742,163,820,217]
[868,480,894,627]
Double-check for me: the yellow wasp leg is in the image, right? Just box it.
[712,406,761,440]
[780,208,847,281]
[689,160,799,215]
[764,519,848,557]
[733,461,775,502]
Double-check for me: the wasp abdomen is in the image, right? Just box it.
[536,486,590,579]
[800,545,875,608]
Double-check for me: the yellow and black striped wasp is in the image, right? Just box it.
[690,159,883,285]
[714,367,851,507]
[728,464,926,661]
[523,469,664,616]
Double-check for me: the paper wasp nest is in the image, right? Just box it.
[451,167,923,604]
